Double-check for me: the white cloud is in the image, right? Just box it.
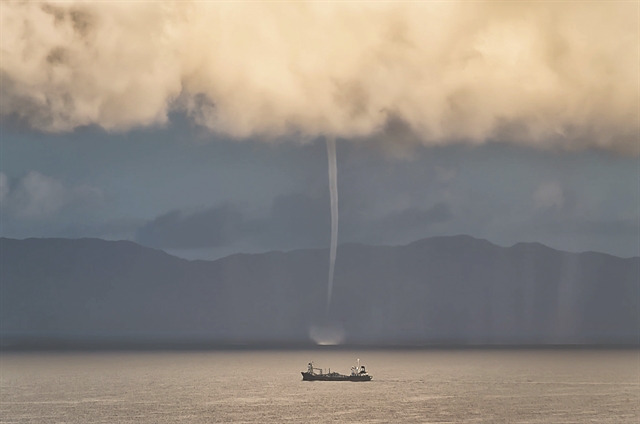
[2,171,103,220]
[12,171,67,218]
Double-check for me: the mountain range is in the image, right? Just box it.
[1,236,637,346]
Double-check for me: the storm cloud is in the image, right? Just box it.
[2,2,637,153]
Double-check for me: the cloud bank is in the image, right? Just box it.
[2,2,637,153]
[134,193,455,251]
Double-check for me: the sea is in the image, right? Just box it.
[1,349,637,423]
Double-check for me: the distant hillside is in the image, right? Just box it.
[1,236,637,345]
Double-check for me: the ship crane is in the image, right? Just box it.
[307,362,324,375]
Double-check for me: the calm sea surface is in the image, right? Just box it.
[1,349,637,423]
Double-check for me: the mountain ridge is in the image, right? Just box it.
[6,235,638,262]
[1,236,637,346]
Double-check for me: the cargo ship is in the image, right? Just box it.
[301,359,372,381]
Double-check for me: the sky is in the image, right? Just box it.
[1,1,638,260]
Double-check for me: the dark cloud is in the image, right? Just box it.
[133,192,455,252]
[132,180,637,258]
[136,204,250,249]
[134,194,329,251]
[4,122,635,259]
[353,114,422,158]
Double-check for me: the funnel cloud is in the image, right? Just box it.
[1,2,637,153]
[326,137,338,308]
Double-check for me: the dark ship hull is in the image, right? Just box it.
[301,372,372,381]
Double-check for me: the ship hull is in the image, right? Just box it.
[301,372,372,381]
